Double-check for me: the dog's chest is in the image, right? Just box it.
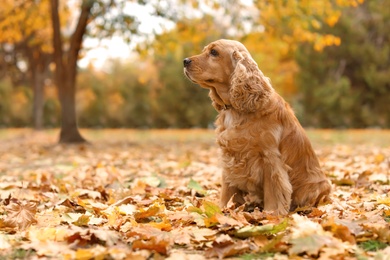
[217,111,263,186]
[216,110,282,195]
[221,110,239,129]
[221,110,234,128]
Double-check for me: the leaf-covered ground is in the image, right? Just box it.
[0,129,389,259]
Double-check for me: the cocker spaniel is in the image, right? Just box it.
[183,39,331,215]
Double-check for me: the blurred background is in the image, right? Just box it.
[0,0,388,134]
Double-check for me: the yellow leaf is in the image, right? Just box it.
[375,154,385,164]
[75,248,94,260]
[134,204,161,221]
[73,215,90,227]
[326,13,341,27]
[311,20,321,29]
[377,197,390,206]
[28,227,69,242]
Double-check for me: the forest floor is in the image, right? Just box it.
[0,129,389,259]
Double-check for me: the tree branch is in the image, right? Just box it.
[68,0,93,82]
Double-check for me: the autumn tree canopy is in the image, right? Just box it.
[3,0,388,130]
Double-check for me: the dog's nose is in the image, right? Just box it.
[183,58,192,67]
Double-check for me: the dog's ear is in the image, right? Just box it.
[229,50,273,113]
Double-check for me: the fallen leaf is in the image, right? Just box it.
[134,204,161,221]
[289,234,335,255]
[202,200,222,218]
[4,200,37,230]
[1,129,389,259]
[73,214,90,227]
[132,237,170,255]
[205,238,249,259]
[215,213,244,227]
[0,234,11,250]
[234,219,288,238]
[188,179,207,195]
[190,228,217,243]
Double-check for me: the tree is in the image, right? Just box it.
[295,0,389,128]
[51,0,194,141]
[50,0,91,142]
[50,0,142,142]
[137,15,227,128]
[238,0,364,101]
[0,0,54,129]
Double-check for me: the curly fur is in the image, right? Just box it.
[230,50,274,113]
[183,39,331,215]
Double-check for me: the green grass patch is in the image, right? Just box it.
[0,249,36,260]
[359,240,388,252]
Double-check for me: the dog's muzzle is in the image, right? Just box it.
[183,58,192,67]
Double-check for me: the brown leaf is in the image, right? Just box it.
[171,227,193,245]
[190,228,217,243]
[307,208,325,218]
[323,218,356,244]
[57,198,86,213]
[4,200,37,230]
[242,208,267,224]
[134,204,161,221]
[66,228,119,247]
[128,226,171,255]
[205,236,249,259]
[127,226,171,242]
[132,237,170,255]
[228,210,251,226]
[215,213,244,227]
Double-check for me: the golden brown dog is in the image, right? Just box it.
[183,39,331,215]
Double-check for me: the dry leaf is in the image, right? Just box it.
[4,200,37,230]
[1,130,389,259]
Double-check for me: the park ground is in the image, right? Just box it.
[0,129,390,259]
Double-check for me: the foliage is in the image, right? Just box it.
[76,60,155,128]
[0,129,390,259]
[296,0,390,128]
[0,79,61,128]
[0,0,54,50]
[253,0,364,52]
[2,0,389,129]
[0,80,32,127]
[139,16,222,128]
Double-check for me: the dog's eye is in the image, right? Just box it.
[210,49,219,57]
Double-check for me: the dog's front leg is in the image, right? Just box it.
[220,170,245,207]
[262,154,292,215]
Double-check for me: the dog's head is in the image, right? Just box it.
[183,39,273,112]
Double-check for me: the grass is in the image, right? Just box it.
[0,128,389,146]
[359,240,388,252]
[307,129,390,147]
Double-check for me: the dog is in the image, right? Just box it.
[183,39,331,215]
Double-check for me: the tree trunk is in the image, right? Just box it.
[32,67,44,130]
[29,49,50,130]
[50,0,92,143]
[58,72,85,142]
